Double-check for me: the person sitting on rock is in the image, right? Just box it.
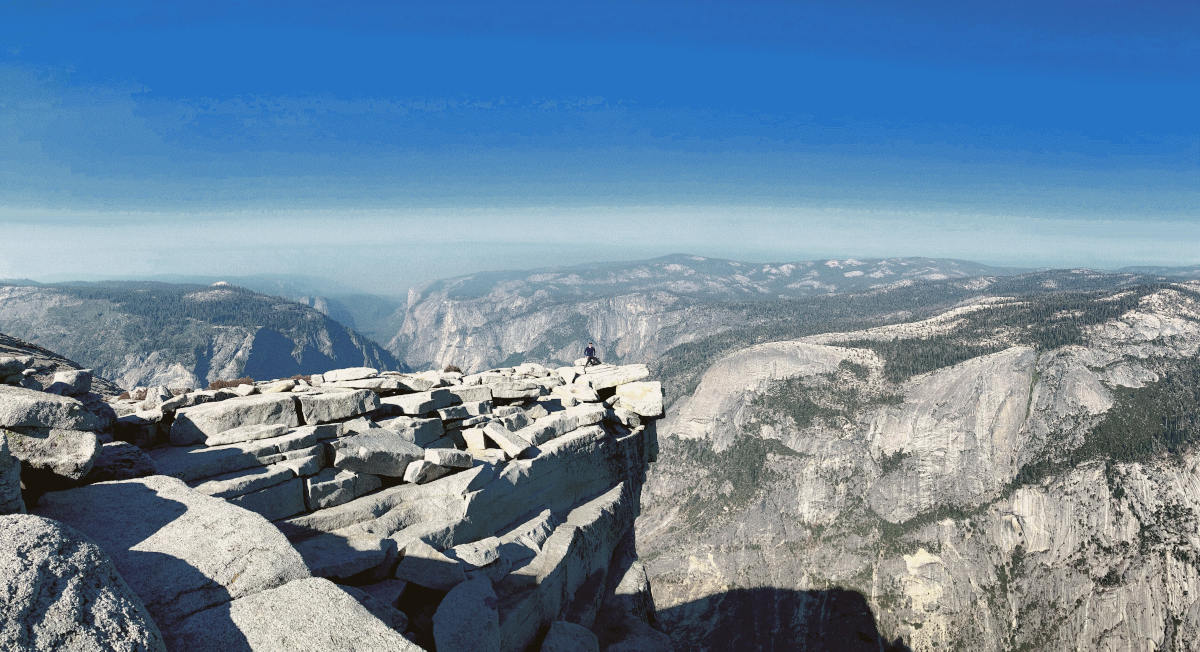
[584,342,601,368]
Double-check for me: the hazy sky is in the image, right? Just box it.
[1,1,1197,294]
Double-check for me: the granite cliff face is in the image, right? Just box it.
[0,282,402,390]
[1,348,669,650]
[388,255,1013,373]
[641,282,1200,650]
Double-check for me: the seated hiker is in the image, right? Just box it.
[584,342,601,367]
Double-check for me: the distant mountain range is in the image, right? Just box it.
[386,254,1023,373]
[25,273,409,345]
[4,254,1197,390]
[0,281,403,389]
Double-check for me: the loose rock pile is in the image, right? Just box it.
[2,356,670,651]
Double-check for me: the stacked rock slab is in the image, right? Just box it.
[32,475,419,650]
[3,358,668,651]
[0,367,125,508]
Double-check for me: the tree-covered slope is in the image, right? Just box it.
[0,281,405,389]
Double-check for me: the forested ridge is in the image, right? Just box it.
[652,270,1178,403]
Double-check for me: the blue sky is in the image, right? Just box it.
[1,1,1197,293]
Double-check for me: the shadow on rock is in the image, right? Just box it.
[33,480,253,650]
[658,586,911,652]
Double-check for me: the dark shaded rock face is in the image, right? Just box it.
[660,588,910,652]
[0,436,23,514]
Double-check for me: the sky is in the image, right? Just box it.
[1,1,1197,295]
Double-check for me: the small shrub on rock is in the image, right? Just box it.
[208,377,254,390]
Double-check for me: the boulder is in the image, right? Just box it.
[393,538,466,591]
[555,366,579,384]
[305,468,383,510]
[292,422,344,441]
[433,576,501,652]
[0,514,166,651]
[425,448,473,469]
[579,364,650,390]
[0,355,32,377]
[377,415,444,446]
[448,385,493,403]
[192,464,295,500]
[228,477,307,521]
[170,394,300,446]
[322,367,379,382]
[261,379,297,393]
[463,426,488,451]
[461,414,491,428]
[231,383,257,397]
[382,388,457,416]
[614,381,663,417]
[18,372,43,391]
[383,374,436,392]
[515,404,606,446]
[413,369,450,387]
[500,509,559,551]
[162,390,217,412]
[324,377,404,393]
[438,401,492,422]
[354,579,412,629]
[140,386,174,411]
[0,385,103,430]
[278,451,324,477]
[293,532,393,582]
[451,536,502,568]
[498,410,532,432]
[516,362,551,377]
[608,407,641,429]
[204,423,288,447]
[404,459,451,484]
[113,409,163,447]
[44,369,93,397]
[341,416,384,435]
[168,577,421,651]
[33,475,311,631]
[3,426,100,481]
[296,389,380,425]
[488,380,542,400]
[151,429,324,482]
[541,620,600,652]
[553,383,600,403]
[481,422,532,459]
[332,430,425,477]
[0,436,24,514]
[83,442,157,483]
